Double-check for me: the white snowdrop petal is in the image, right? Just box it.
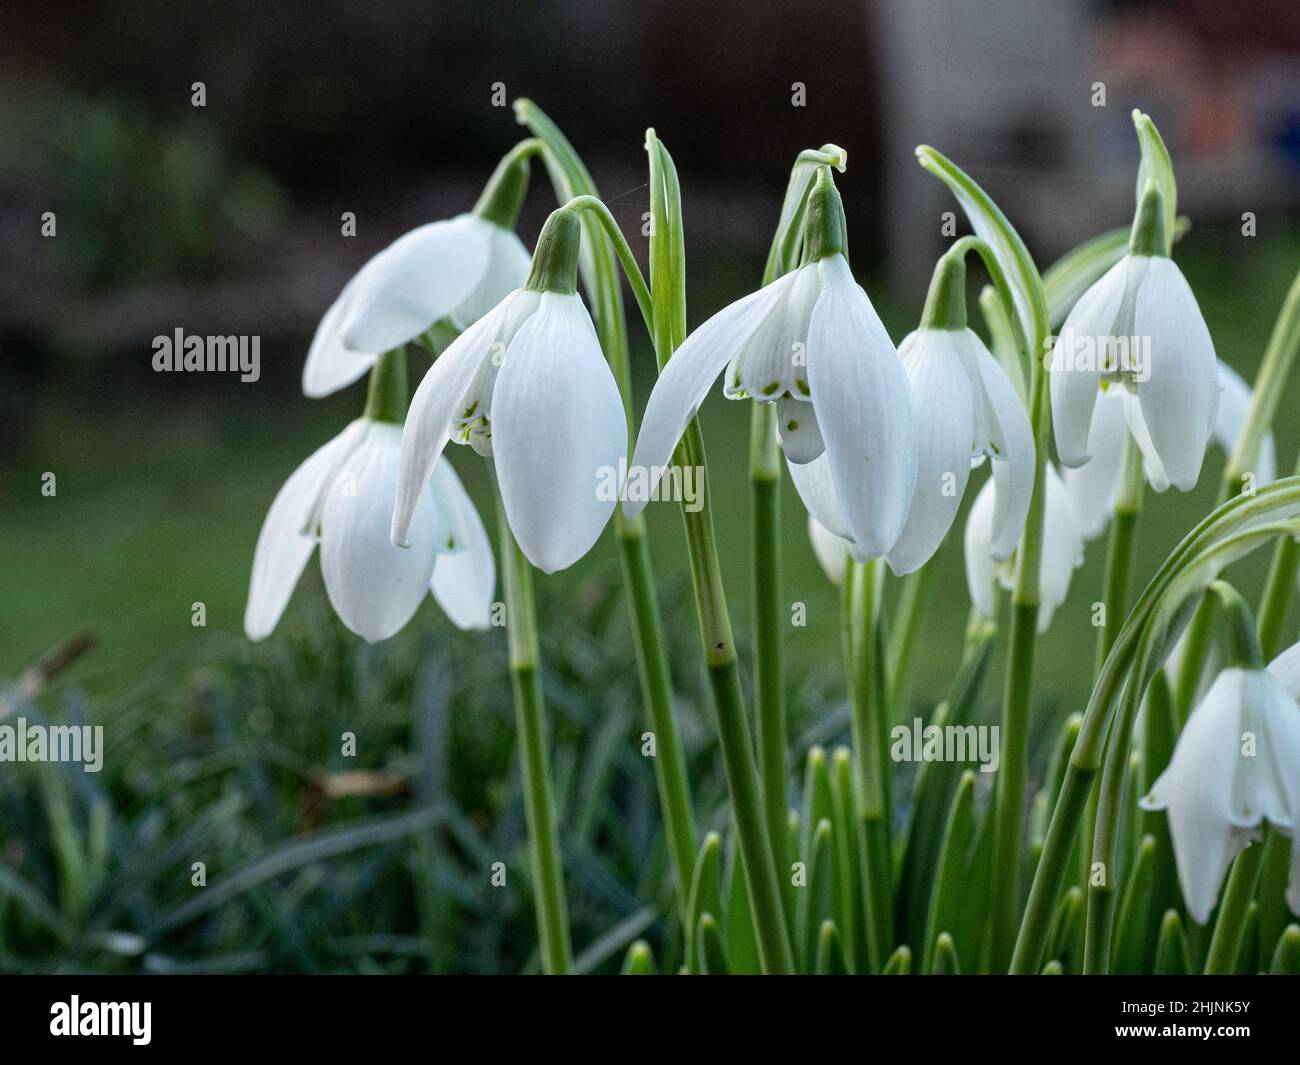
[626,278,793,517]
[807,255,917,557]
[244,427,357,640]
[429,461,496,630]
[392,291,536,547]
[966,331,1035,562]
[302,272,378,398]
[808,515,850,587]
[1216,360,1275,485]
[321,423,442,643]
[449,223,532,331]
[788,450,855,544]
[1133,257,1219,492]
[340,215,491,354]
[1050,258,1128,467]
[885,330,975,575]
[963,479,998,623]
[492,293,625,573]
[775,395,825,464]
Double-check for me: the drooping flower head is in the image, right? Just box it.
[391,204,626,574]
[626,167,917,558]
[964,463,1083,633]
[246,352,494,643]
[1051,180,1219,493]
[885,246,1035,575]
[302,143,537,398]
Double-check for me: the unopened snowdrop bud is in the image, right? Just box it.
[392,203,625,574]
[808,515,851,586]
[1050,180,1219,492]
[301,142,537,399]
[1141,592,1300,923]
[246,351,495,642]
[886,247,1035,575]
[964,464,1082,632]
[628,167,917,557]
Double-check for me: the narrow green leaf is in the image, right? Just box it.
[574,906,658,975]
[1154,909,1190,975]
[621,939,656,975]
[1256,832,1293,963]
[723,830,762,975]
[882,944,912,974]
[829,748,861,972]
[1111,835,1157,974]
[922,771,977,973]
[684,831,723,974]
[1046,886,1085,974]
[796,819,835,973]
[1041,959,1065,975]
[814,919,848,975]
[932,931,961,975]
[1235,902,1260,974]
[915,144,1049,360]
[697,913,728,975]
[1268,924,1300,975]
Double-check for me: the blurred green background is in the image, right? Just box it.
[1,1,1298,972]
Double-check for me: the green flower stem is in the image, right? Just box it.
[491,475,571,975]
[473,138,543,230]
[850,559,893,971]
[750,402,789,920]
[1173,266,1300,719]
[887,567,932,713]
[747,149,844,925]
[1095,434,1145,673]
[1204,829,1270,974]
[512,104,699,917]
[645,129,794,973]
[362,348,408,424]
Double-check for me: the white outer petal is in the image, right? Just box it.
[808,515,850,587]
[1140,669,1259,923]
[1050,257,1128,467]
[966,330,1035,562]
[392,290,537,546]
[963,478,997,623]
[429,461,496,630]
[1036,465,1085,632]
[1133,257,1219,492]
[807,255,917,557]
[1062,386,1125,540]
[492,293,625,573]
[624,277,793,517]
[1267,641,1300,701]
[340,215,491,354]
[886,330,975,575]
[321,422,443,643]
[244,425,358,639]
[1216,360,1276,485]
[787,451,863,559]
[302,272,378,398]
[449,223,532,330]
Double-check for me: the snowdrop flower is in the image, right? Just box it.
[808,515,851,587]
[246,356,495,642]
[391,205,625,574]
[885,248,1034,575]
[302,145,535,398]
[1140,657,1300,923]
[1051,182,1218,493]
[626,168,917,557]
[964,464,1083,632]
[1064,361,1275,540]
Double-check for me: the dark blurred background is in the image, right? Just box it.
[2,0,1299,976]
[2,0,1299,699]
